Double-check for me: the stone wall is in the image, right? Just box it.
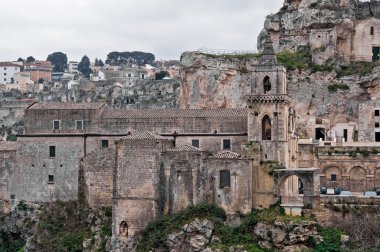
[9,136,84,202]
[82,148,115,208]
[0,143,16,213]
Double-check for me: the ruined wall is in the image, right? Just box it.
[9,136,84,202]
[162,150,208,214]
[318,146,380,191]
[82,148,115,208]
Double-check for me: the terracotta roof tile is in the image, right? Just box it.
[213,151,240,159]
[0,62,21,67]
[28,102,106,110]
[102,108,247,119]
[167,144,201,153]
[0,141,17,151]
[121,131,168,140]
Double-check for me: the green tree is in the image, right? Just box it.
[155,71,170,80]
[17,57,24,62]
[94,58,105,67]
[47,52,68,72]
[105,51,155,65]
[78,55,92,77]
[26,56,35,62]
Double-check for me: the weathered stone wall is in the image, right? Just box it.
[162,151,208,214]
[358,100,380,142]
[9,136,84,202]
[82,148,115,208]
[352,18,380,61]
[207,157,253,214]
[175,136,247,154]
[0,144,16,214]
[24,105,105,134]
[113,136,173,236]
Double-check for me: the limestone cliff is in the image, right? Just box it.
[179,52,260,109]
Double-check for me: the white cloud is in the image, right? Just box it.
[0,0,283,62]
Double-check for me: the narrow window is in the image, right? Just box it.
[49,146,56,158]
[191,139,199,148]
[223,139,231,150]
[48,175,54,183]
[262,115,272,140]
[53,120,60,130]
[375,110,380,117]
[376,122,380,128]
[76,120,83,130]
[377,132,380,142]
[119,221,128,238]
[371,26,375,35]
[102,140,109,148]
[331,174,337,182]
[220,170,231,188]
[343,129,348,142]
[263,76,271,94]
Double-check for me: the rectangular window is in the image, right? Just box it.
[376,110,380,117]
[376,122,380,128]
[101,140,109,148]
[331,174,337,182]
[76,120,83,130]
[48,175,54,183]
[191,139,199,148]
[53,120,60,130]
[371,26,375,35]
[3,73,6,76]
[49,146,56,158]
[220,170,231,188]
[223,139,231,150]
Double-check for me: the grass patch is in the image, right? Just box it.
[314,227,344,252]
[33,201,93,252]
[276,51,312,71]
[327,84,349,92]
[337,61,379,78]
[261,160,285,175]
[202,53,262,60]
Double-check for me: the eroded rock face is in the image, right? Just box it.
[179,52,259,109]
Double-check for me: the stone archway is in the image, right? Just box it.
[349,167,367,192]
[274,168,320,208]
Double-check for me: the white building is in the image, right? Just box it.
[68,61,79,74]
[0,62,21,84]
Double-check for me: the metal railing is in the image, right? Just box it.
[197,47,258,56]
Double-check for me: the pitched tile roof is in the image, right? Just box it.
[167,144,201,153]
[28,102,106,110]
[0,141,17,151]
[101,108,247,119]
[212,151,240,159]
[0,62,21,67]
[121,131,168,140]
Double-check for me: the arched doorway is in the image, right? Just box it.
[119,221,128,238]
[262,115,271,140]
[349,167,366,192]
[263,76,271,94]
[279,175,304,206]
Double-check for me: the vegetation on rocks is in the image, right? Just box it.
[276,51,312,71]
[327,83,350,92]
[336,61,379,78]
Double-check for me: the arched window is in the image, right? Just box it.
[119,221,128,238]
[262,115,271,140]
[263,76,271,94]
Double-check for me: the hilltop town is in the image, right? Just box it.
[2,0,380,251]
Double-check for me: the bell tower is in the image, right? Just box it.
[247,42,297,168]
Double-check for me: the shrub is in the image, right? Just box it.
[276,51,312,71]
[336,61,378,78]
[327,84,349,92]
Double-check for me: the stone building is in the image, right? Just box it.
[3,44,380,239]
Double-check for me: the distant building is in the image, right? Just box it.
[23,61,53,83]
[0,62,21,84]
[6,72,34,92]
[68,61,79,74]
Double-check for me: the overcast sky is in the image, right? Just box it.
[0,0,283,62]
